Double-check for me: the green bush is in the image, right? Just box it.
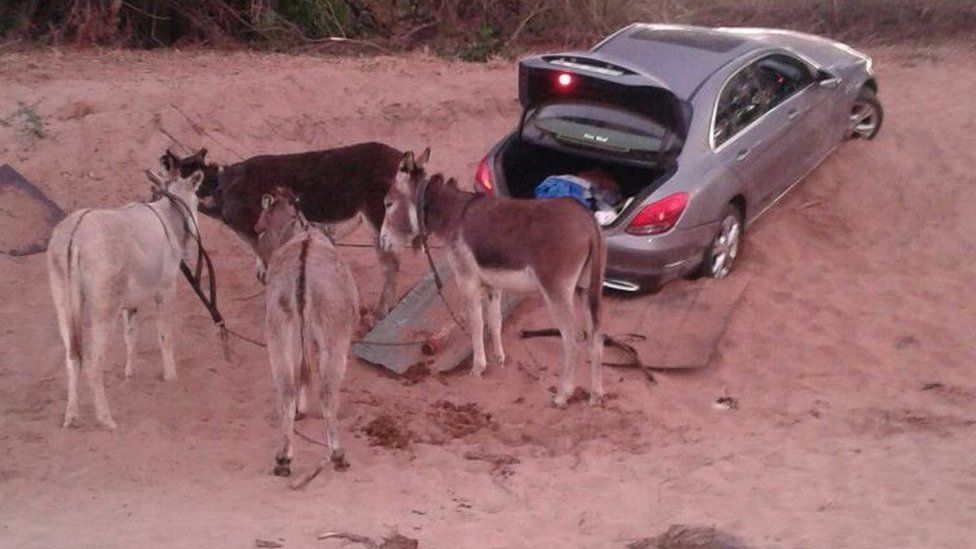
[1,0,974,52]
[456,22,500,62]
[278,0,354,38]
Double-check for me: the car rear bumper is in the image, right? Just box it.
[603,220,719,291]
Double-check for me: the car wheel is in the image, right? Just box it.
[848,87,883,140]
[699,204,743,279]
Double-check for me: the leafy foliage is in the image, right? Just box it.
[278,0,353,38]
[1,0,974,56]
[455,22,500,62]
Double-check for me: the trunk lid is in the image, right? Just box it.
[519,53,693,143]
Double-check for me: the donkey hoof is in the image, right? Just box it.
[331,452,350,471]
[273,456,292,477]
[551,393,570,409]
[273,464,291,477]
[97,416,118,431]
[62,414,80,429]
[358,310,377,332]
[588,393,604,407]
[294,410,307,421]
[162,370,178,382]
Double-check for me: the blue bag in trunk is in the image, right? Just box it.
[534,175,595,208]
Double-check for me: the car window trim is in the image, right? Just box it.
[709,48,824,153]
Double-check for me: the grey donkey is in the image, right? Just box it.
[256,187,359,478]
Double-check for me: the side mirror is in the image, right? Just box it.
[817,69,842,89]
[819,77,842,89]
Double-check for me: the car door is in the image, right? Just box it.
[711,58,796,214]
[753,53,831,191]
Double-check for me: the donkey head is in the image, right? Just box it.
[256,187,306,264]
[159,147,222,211]
[380,147,431,254]
[146,168,205,208]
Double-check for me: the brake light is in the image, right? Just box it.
[556,72,574,88]
[474,155,494,195]
[626,192,689,235]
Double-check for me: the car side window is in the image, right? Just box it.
[756,54,814,110]
[713,53,814,148]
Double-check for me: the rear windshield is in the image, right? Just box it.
[522,102,673,162]
[627,28,744,53]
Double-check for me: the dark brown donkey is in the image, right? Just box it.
[380,151,607,406]
[163,142,416,318]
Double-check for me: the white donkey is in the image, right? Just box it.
[255,187,359,478]
[47,169,205,430]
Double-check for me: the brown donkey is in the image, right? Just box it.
[256,187,359,477]
[163,142,413,318]
[379,151,607,406]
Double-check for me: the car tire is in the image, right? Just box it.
[848,87,883,140]
[695,203,744,279]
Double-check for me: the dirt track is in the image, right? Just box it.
[1,46,974,548]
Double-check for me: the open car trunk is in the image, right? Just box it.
[500,53,687,225]
[498,136,673,225]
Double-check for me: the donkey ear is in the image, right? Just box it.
[160,150,178,175]
[416,147,431,167]
[446,177,459,189]
[399,151,415,173]
[145,169,166,190]
[197,147,208,160]
[261,194,276,211]
[187,170,205,191]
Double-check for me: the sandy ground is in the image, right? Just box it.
[0,45,974,549]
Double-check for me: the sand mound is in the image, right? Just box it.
[1,46,974,548]
[427,400,494,440]
[362,413,412,449]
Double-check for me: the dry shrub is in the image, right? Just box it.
[57,101,95,121]
[667,0,976,43]
[1,0,973,51]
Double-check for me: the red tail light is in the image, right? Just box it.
[626,192,689,235]
[474,155,494,195]
[556,72,574,88]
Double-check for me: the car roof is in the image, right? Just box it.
[592,24,769,99]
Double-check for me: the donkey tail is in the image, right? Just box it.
[67,236,85,358]
[585,225,607,335]
[297,236,313,392]
[50,212,89,363]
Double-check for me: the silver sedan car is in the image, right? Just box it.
[474,24,882,291]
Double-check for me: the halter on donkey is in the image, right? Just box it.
[48,169,209,429]
[380,150,607,407]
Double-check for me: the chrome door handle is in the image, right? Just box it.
[735,140,762,161]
